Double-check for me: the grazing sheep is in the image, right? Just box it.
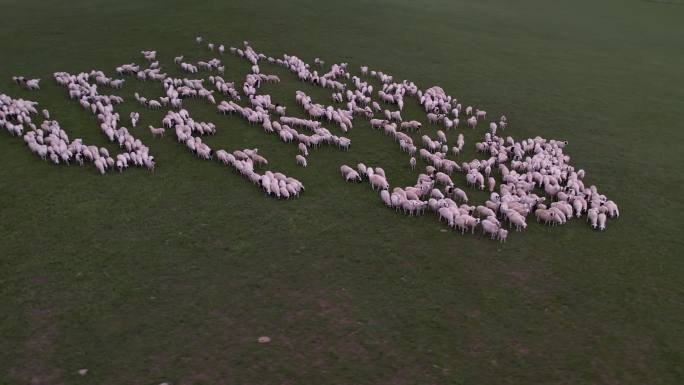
[0,38,618,242]
[597,212,607,230]
[497,229,508,242]
[369,174,389,190]
[149,125,165,138]
[25,79,41,90]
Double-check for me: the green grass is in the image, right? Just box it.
[1,0,682,384]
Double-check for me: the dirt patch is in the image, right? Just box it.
[509,340,530,356]
[141,288,395,384]
[9,305,63,385]
[280,287,372,366]
[315,293,358,329]
[377,368,411,385]
[500,261,556,302]
[643,0,684,5]
[179,373,224,385]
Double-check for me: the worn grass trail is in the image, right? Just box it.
[0,0,682,384]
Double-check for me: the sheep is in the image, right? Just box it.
[130,112,139,127]
[476,206,496,218]
[467,116,477,128]
[497,228,508,242]
[341,165,360,181]
[345,170,361,182]
[536,209,559,225]
[147,123,166,137]
[587,208,599,229]
[25,79,41,90]
[400,120,421,131]
[604,200,619,218]
[369,174,389,190]
[298,142,309,156]
[94,157,106,174]
[296,154,307,167]
[435,172,453,187]
[489,122,497,133]
[487,177,496,192]
[370,119,386,129]
[2,39,619,241]
[481,219,500,240]
[380,190,392,206]
[597,212,607,230]
[508,213,527,231]
[452,188,468,203]
[356,163,368,176]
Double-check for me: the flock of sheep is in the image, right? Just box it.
[0,37,619,240]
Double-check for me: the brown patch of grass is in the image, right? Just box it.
[9,306,63,385]
[276,287,373,369]
[140,288,372,384]
[499,261,556,302]
[377,368,411,385]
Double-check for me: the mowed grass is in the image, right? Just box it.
[1,0,683,384]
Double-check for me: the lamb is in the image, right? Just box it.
[497,228,508,242]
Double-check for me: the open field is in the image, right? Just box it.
[1,0,683,384]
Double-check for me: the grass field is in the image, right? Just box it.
[1,0,683,384]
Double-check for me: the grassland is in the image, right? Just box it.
[0,0,683,384]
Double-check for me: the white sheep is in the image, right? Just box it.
[295,154,307,167]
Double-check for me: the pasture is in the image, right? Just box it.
[0,0,682,384]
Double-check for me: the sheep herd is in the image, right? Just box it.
[0,37,619,240]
